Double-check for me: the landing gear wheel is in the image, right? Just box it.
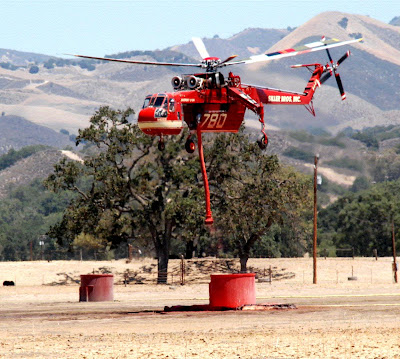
[257,134,268,150]
[158,141,165,151]
[185,138,196,153]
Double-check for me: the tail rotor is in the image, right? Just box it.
[337,51,351,66]
[321,37,351,101]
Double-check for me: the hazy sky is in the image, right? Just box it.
[0,0,398,57]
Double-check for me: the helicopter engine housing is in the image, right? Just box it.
[171,76,183,89]
[186,75,204,89]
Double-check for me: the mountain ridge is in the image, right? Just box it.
[0,11,399,137]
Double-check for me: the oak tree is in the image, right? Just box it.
[206,130,312,271]
[46,106,203,283]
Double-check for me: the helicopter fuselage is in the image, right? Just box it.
[137,67,324,139]
[137,72,247,137]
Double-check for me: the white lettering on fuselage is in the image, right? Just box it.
[268,95,301,103]
[181,98,196,103]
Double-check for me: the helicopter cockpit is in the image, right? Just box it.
[142,94,178,119]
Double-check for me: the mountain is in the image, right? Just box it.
[0,149,83,198]
[3,12,400,213]
[169,13,400,131]
[1,11,399,136]
[390,16,400,26]
[0,115,73,154]
[169,28,291,60]
[0,11,400,193]
[0,49,53,66]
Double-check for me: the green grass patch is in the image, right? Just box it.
[325,156,364,172]
[288,131,315,143]
[282,146,315,162]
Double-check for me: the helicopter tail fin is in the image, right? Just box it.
[302,65,323,99]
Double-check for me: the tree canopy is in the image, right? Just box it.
[43,106,314,277]
[319,180,400,256]
[205,131,312,270]
[45,106,205,282]
[0,179,73,261]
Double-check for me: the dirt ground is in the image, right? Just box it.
[0,257,399,358]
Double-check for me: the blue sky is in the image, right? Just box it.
[0,0,398,57]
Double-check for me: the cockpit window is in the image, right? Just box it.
[142,96,151,108]
[154,95,166,108]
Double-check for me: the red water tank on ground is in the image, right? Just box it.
[209,273,256,308]
[79,274,114,302]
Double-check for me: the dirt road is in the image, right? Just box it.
[1,283,400,358]
[0,258,399,358]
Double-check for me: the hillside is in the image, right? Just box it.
[243,13,400,132]
[0,115,72,154]
[0,11,400,197]
[389,16,400,27]
[0,49,52,66]
[169,12,400,133]
[0,11,398,136]
[0,148,83,198]
[169,28,291,60]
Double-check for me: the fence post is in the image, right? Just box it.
[128,244,133,263]
[180,255,185,285]
[373,249,378,261]
[269,265,272,285]
[392,220,398,284]
[124,270,129,287]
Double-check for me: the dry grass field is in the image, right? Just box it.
[0,257,399,358]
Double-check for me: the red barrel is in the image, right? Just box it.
[209,273,256,308]
[79,274,114,302]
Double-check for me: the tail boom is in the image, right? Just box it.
[248,64,324,107]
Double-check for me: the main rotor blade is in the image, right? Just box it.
[220,55,238,64]
[192,37,210,59]
[335,73,346,100]
[225,37,363,67]
[68,54,202,68]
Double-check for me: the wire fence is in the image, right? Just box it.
[117,257,398,286]
[5,257,396,286]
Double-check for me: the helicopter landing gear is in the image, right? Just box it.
[185,137,196,153]
[257,133,268,150]
[158,135,165,151]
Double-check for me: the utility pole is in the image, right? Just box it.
[392,220,398,283]
[313,154,319,284]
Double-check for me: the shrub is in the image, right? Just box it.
[325,156,364,171]
[283,146,314,162]
[29,65,39,74]
[288,131,314,143]
[317,137,346,148]
[338,17,348,29]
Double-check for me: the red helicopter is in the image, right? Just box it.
[73,35,363,225]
